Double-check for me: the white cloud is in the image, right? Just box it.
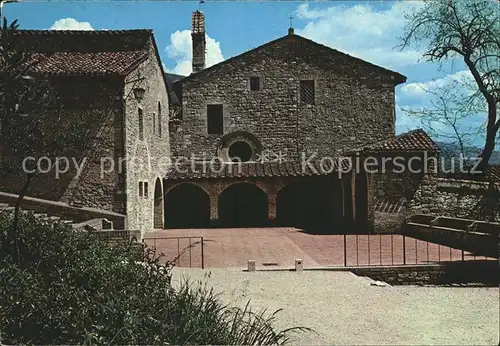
[400,70,474,98]
[50,18,94,31]
[164,30,224,76]
[294,2,425,69]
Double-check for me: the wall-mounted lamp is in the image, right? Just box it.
[133,87,145,101]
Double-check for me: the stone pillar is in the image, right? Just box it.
[209,192,218,223]
[366,173,375,229]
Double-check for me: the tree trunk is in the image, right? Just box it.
[477,100,498,173]
[10,173,33,264]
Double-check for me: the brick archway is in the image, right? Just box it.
[218,183,268,227]
[164,183,210,228]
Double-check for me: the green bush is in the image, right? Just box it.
[0,212,307,345]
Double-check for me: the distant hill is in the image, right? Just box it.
[436,141,500,165]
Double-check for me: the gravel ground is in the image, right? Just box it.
[171,268,499,345]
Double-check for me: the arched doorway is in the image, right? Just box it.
[276,179,336,232]
[153,178,164,229]
[164,183,210,228]
[218,183,268,227]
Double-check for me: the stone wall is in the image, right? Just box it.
[170,34,400,160]
[367,154,428,233]
[0,77,125,214]
[409,175,500,222]
[123,40,170,235]
[350,260,499,286]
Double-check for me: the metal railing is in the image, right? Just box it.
[142,236,204,269]
[341,234,493,267]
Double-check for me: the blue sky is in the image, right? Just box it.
[3,0,494,148]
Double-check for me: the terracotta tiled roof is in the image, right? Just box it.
[164,159,344,181]
[351,129,440,155]
[12,30,152,76]
[27,51,148,76]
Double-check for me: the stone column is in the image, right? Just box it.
[366,173,375,229]
[209,192,219,223]
[267,183,277,222]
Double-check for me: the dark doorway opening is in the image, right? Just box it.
[228,141,253,162]
[218,183,268,227]
[276,179,337,233]
[164,183,210,228]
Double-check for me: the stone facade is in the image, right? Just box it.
[169,32,404,161]
[123,41,170,235]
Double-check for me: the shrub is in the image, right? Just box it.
[0,211,308,344]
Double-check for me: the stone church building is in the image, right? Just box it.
[2,11,496,237]
[163,11,441,233]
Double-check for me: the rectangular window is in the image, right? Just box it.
[250,77,260,91]
[139,182,143,197]
[207,104,223,135]
[138,108,144,140]
[300,80,315,105]
[144,182,149,199]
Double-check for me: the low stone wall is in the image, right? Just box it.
[409,175,500,222]
[350,260,499,286]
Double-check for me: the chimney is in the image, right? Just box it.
[191,10,206,73]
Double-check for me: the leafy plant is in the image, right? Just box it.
[0,212,309,344]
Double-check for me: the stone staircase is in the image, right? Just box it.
[0,200,139,244]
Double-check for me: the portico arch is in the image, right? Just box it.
[164,183,210,228]
[218,183,268,227]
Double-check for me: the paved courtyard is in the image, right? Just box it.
[171,268,500,345]
[145,228,487,268]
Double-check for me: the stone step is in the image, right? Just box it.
[33,213,48,219]
[48,216,61,221]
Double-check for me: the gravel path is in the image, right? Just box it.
[171,268,499,345]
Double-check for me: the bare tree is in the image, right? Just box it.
[399,0,500,171]
[402,78,486,162]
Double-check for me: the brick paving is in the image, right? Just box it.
[145,228,491,268]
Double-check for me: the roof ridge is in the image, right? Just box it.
[177,33,406,84]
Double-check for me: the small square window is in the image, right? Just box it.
[207,104,223,135]
[250,77,260,91]
[300,80,315,105]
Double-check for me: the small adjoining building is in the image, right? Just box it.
[0,29,171,235]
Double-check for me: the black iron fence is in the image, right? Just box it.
[142,236,205,269]
[340,234,494,267]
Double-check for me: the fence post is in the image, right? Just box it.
[201,237,205,269]
[343,234,347,267]
[189,237,192,268]
[403,234,406,265]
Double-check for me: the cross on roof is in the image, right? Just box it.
[289,14,294,28]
